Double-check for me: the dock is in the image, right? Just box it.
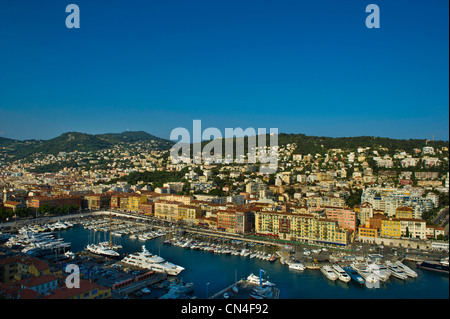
[114,272,167,296]
[209,279,280,300]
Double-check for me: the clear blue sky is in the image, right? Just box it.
[0,0,448,141]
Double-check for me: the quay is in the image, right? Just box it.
[113,272,167,296]
[209,279,280,300]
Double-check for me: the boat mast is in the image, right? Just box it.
[109,207,112,249]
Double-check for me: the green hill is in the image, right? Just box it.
[1,131,175,161]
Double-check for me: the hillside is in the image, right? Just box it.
[0,131,175,161]
[187,133,449,157]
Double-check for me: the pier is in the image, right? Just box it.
[209,279,280,300]
[114,272,167,296]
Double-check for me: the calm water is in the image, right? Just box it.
[58,225,449,299]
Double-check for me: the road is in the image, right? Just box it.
[433,206,449,226]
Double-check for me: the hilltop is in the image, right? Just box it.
[0,131,175,161]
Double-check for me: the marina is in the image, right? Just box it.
[1,215,449,299]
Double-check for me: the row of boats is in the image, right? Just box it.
[4,230,72,257]
[130,230,167,241]
[19,220,76,233]
[164,238,278,262]
[318,260,419,285]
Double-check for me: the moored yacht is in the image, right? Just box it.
[86,243,120,258]
[343,266,365,285]
[367,262,390,281]
[121,245,184,276]
[385,261,408,280]
[395,261,418,278]
[332,265,351,283]
[289,263,306,271]
[352,262,380,284]
[320,265,338,281]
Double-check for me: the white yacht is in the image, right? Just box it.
[395,261,418,278]
[86,243,120,258]
[385,261,408,280]
[332,265,351,283]
[64,251,76,259]
[320,265,338,281]
[289,263,306,271]
[367,262,390,281]
[352,262,381,284]
[246,273,275,287]
[121,245,184,276]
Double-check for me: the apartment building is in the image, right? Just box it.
[127,194,147,212]
[85,194,111,210]
[399,218,427,240]
[27,195,81,210]
[380,218,401,238]
[178,204,202,224]
[395,207,414,219]
[358,222,379,243]
[139,202,155,216]
[154,201,179,221]
[255,210,348,246]
[325,208,357,231]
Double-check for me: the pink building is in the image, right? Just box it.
[325,207,357,231]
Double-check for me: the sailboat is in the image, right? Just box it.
[86,208,120,258]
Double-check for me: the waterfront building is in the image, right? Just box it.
[139,202,155,216]
[85,193,111,210]
[399,218,427,239]
[325,207,357,231]
[27,195,81,210]
[426,225,445,239]
[154,201,179,221]
[358,222,378,243]
[178,204,202,224]
[127,194,147,212]
[217,209,238,233]
[255,210,349,246]
[380,218,402,238]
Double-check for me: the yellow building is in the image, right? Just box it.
[255,211,348,246]
[0,256,51,283]
[119,195,129,211]
[154,201,179,221]
[381,218,401,238]
[178,205,201,223]
[358,222,378,243]
[127,195,147,212]
[395,207,413,219]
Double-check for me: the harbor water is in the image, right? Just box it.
[58,225,449,299]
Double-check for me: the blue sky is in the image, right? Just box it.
[0,0,448,141]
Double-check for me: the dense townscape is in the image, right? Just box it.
[0,131,448,299]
